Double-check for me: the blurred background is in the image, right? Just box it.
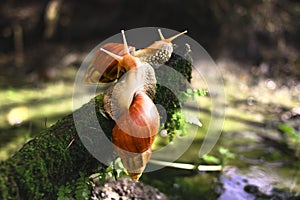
[0,0,299,199]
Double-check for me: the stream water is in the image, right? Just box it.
[142,62,300,199]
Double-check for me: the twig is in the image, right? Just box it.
[149,159,224,171]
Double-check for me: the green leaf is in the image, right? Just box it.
[219,147,235,159]
[278,123,299,141]
[202,154,220,164]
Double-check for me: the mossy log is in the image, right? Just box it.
[0,53,192,199]
[0,96,112,199]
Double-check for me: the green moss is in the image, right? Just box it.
[0,97,110,199]
[154,53,192,141]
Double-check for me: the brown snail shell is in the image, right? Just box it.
[84,43,135,83]
[112,91,159,153]
[116,148,152,182]
[112,91,159,181]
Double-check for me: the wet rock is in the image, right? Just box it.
[244,184,300,200]
[91,178,168,200]
[244,184,259,194]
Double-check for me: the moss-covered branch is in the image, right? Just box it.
[0,96,114,199]
[0,53,192,199]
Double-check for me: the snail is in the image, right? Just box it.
[84,29,187,85]
[101,30,159,182]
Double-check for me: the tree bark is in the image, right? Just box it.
[0,53,192,199]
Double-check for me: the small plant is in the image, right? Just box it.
[57,183,72,200]
[202,147,235,167]
[202,154,221,165]
[162,110,187,142]
[278,123,300,157]
[88,158,125,184]
[278,123,299,142]
[179,88,208,102]
[162,88,207,142]
[74,173,91,200]
[218,147,235,166]
[57,173,91,200]
[106,158,125,180]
